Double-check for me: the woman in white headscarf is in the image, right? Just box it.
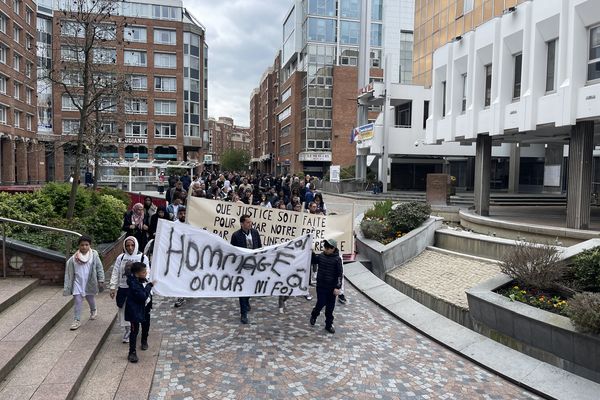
[109,236,149,343]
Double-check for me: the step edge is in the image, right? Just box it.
[0,279,39,314]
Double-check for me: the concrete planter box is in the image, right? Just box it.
[467,275,600,383]
[320,181,365,194]
[355,215,443,280]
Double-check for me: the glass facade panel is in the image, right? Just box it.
[308,0,336,17]
[307,17,336,43]
[370,23,382,46]
[371,0,383,20]
[340,0,360,19]
[340,20,360,45]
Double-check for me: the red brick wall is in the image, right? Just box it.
[332,66,358,168]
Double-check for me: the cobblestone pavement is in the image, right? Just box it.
[148,284,538,400]
[387,250,500,309]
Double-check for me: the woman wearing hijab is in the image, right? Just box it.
[148,205,170,239]
[109,236,149,343]
[123,203,149,251]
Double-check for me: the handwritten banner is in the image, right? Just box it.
[186,197,354,255]
[151,220,312,298]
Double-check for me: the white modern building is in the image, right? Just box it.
[425,0,600,229]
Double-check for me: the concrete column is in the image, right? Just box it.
[508,143,520,193]
[474,134,492,216]
[543,144,564,193]
[37,143,47,183]
[27,142,38,184]
[566,121,594,230]
[355,155,367,181]
[54,143,65,182]
[1,138,15,184]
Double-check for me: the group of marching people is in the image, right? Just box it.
[63,169,349,364]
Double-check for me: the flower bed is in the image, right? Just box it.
[497,284,568,315]
[360,200,431,245]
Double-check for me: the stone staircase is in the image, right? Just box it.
[0,278,117,400]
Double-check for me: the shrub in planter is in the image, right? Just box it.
[566,292,600,334]
[364,200,393,220]
[360,218,389,242]
[500,240,566,290]
[571,247,600,292]
[388,202,431,233]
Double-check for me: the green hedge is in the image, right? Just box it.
[0,183,127,251]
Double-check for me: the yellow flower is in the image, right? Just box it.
[513,286,519,290]
[521,290,526,294]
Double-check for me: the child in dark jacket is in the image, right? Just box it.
[125,262,154,363]
[310,239,344,334]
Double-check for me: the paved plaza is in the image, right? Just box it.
[145,284,539,399]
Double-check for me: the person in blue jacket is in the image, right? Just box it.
[125,262,154,363]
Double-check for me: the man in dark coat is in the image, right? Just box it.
[231,214,262,324]
[310,239,343,334]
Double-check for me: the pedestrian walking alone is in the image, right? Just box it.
[309,239,343,334]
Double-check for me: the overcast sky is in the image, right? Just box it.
[185,0,292,127]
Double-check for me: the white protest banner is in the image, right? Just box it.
[151,219,312,298]
[186,197,354,255]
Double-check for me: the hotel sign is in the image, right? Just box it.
[298,152,332,162]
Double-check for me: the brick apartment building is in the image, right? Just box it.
[0,0,42,185]
[0,0,207,185]
[208,116,250,166]
[249,0,395,177]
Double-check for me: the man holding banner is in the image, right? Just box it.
[230,214,262,324]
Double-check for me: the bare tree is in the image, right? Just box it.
[46,0,131,219]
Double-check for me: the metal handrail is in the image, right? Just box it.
[0,217,82,279]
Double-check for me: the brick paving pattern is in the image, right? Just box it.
[148,284,537,399]
[387,250,500,309]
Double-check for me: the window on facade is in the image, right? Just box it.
[61,20,85,37]
[13,0,21,15]
[25,7,32,25]
[62,119,80,134]
[589,26,600,82]
[340,0,360,19]
[423,101,429,129]
[0,105,6,124]
[0,13,6,33]
[100,121,116,133]
[124,26,147,42]
[99,97,116,112]
[154,76,176,91]
[484,64,492,107]
[62,94,82,111]
[152,5,180,20]
[26,114,31,130]
[281,88,292,103]
[307,17,336,43]
[62,71,83,86]
[155,123,177,138]
[371,23,382,47]
[340,21,360,45]
[124,50,147,66]
[126,122,148,137]
[61,46,84,62]
[308,0,336,17]
[125,98,148,114]
[13,54,20,71]
[93,48,116,64]
[278,107,291,122]
[25,61,31,77]
[154,52,176,68]
[0,45,6,64]
[154,29,176,45]
[13,25,20,43]
[25,34,32,50]
[13,110,20,128]
[96,24,116,41]
[128,75,147,90]
[13,82,20,100]
[546,39,557,92]
[371,0,383,20]
[155,99,177,115]
[464,0,474,14]
[513,53,522,100]
[0,75,6,94]
[441,81,446,117]
[26,87,32,104]
[461,73,467,113]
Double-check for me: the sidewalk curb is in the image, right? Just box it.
[344,261,600,400]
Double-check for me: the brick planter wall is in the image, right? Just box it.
[1,234,125,285]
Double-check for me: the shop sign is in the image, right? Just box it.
[298,152,332,162]
[124,137,148,144]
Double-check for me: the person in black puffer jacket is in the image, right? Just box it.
[309,239,343,334]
